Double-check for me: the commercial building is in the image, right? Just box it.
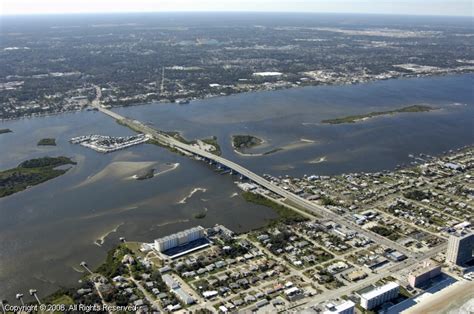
[408,260,441,288]
[162,274,195,305]
[446,231,474,266]
[346,269,368,282]
[323,300,355,314]
[154,226,205,252]
[387,251,407,262]
[359,282,399,310]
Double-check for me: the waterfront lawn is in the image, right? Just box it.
[51,294,75,305]
[95,244,133,278]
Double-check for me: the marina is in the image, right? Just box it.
[70,134,150,153]
[0,73,473,301]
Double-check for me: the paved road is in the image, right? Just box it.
[92,98,419,257]
[90,96,448,311]
[291,242,447,311]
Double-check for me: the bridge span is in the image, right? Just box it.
[92,102,428,257]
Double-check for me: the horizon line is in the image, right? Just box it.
[1,10,473,18]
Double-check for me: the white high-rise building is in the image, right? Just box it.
[154,226,205,252]
[359,282,399,310]
[446,231,474,266]
[323,300,355,314]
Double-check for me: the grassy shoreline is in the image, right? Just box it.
[37,138,57,146]
[241,191,308,227]
[0,156,76,198]
[232,134,263,150]
[322,105,434,124]
[0,128,12,134]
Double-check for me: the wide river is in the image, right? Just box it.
[0,74,473,300]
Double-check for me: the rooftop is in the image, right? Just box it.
[409,260,440,276]
[360,282,399,300]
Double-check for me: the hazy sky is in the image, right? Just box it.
[1,0,473,16]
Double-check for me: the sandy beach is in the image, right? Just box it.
[403,280,474,314]
[234,138,317,157]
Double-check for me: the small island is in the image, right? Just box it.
[37,138,57,146]
[134,168,155,180]
[321,105,434,124]
[199,136,222,156]
[165,131,222,156]
[0,156,76,198]
[0,128,12,134]
[194,211,207,219]
[232,134,264,151]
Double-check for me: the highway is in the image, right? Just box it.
[290,242,447,311]
[90,98,449,311]
[91,97,437,259]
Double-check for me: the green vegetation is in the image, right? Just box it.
[164,131,222,155]
[135,168,155,180]
[201,136,222,156]
[95,244,133,278]
[399,285,413,298]
[19,156,74,168]
[404,190,431,201]
[37,138,56,146]
[232,134,263,150]
[147,138,186,156]
[194,211,207,219]
[42,288,75,305]
[116,118,222,156]
[283,199,321,218]
[0,156,76,198]
[369,225,392,236]
[321,105,434,124]
[321,195,338,206]
[369,225,401,241]
[242,191,307,226]
[0,128,12,134]
[50,294,74,305]
[165,130,191,144]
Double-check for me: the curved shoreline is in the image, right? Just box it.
[130,162,180,180]
[1,73,472,122]
[94,222,124,247]
[232,135,266,156]
[233,138,317,157]
[177,187,207,204]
